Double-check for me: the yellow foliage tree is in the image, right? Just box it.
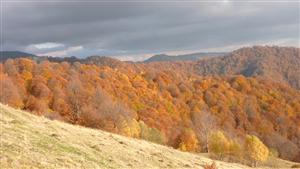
[119,119,140,138]
[208,131,230,159]
[178,128,199,152]
[244,135,269,166]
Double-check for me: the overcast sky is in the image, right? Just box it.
[1,0,299,60]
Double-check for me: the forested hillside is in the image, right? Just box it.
[193,46,300,89]
[1,47,300,163]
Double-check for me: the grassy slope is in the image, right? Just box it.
[0,103,299,169]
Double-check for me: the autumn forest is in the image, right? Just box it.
[1,46,300,164]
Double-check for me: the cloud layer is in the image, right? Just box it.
[2,0,299,60]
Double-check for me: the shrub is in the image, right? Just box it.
[203,162,218,169]
[291,164,300,168]
[244,135,269,167]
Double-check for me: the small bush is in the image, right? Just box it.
[203,162,218,169]
[291,164,300,168]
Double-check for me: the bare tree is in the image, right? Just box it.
[67,76,86,120]
[81,87,136,134]
[192,109,217,152]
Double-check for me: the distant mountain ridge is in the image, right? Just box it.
[0,51,37,61]
[143,52,226,62]
[0,51,124,65]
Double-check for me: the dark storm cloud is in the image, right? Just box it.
[2,0,299,59]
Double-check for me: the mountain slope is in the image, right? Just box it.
[193,46,300,89]
[144,52,226,62]
[1,103,299,169]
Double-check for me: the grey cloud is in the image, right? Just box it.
[2,0,299,59]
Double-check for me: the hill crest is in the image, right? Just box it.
[144,52,226,62]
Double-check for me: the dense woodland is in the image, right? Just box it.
[1,46,300,163]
